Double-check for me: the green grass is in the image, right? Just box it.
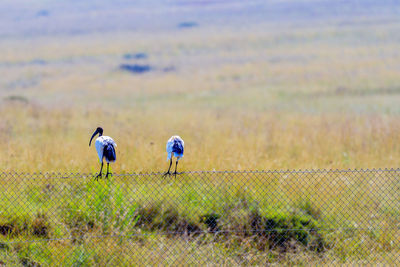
[0,171,399,265]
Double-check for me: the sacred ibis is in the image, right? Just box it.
[89,127,117,180]
[164,135,184,177]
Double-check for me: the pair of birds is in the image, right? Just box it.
[89,127,184,180]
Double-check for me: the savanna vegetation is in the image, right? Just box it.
[1,0,400,265]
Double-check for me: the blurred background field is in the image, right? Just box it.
[1,0,400,173]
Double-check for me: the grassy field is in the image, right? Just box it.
[1,170,399,265]
[1,0,400,265]
[1,25,400,172]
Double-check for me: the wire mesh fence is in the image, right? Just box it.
[0,169,399,265]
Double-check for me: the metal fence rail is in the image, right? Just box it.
[0,169,399,265]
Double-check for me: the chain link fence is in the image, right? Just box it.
[0,169,399,265]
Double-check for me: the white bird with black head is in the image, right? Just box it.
[89,127,117,180]
[164,135,184,177]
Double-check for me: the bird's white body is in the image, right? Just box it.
[95,136,117,163]
[166,135,184,161]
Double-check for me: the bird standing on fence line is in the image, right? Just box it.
[164,135,184,177]
[89,127,117,181]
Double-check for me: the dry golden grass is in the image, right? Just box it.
[0,103,399,172]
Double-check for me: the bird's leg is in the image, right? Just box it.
[95,162,103,181]
[164,159,172,176]
[105,163,112,178]
[173,160,179,177]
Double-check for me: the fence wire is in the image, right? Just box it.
[0,169,399,265]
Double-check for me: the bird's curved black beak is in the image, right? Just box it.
[89,129,99,146]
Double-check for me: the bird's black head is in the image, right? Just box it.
[96,127,103,136]
[89,127,103,146]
